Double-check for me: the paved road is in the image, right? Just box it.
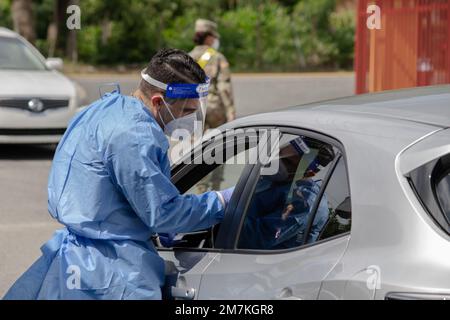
[75,72,355,117]
[0,73,354,297]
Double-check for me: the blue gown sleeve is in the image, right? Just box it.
[104,118,225,234]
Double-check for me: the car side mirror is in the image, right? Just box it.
[45,58,64,71]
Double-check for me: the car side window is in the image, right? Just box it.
[409,153,450,234]
[434,154,450,223]
[316,158,352,242]
[156,134,260,250]
[436,172,450,222]
[184,155,246,195]
[157,162,246,250]
[237,134,338,251]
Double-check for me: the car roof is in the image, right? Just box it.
[221,85,448,156]
[227,85,449,139]
[288,85,450,128]
[0,27,19,38]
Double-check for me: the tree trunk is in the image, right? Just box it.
[66,0,79,63]
[11,0,35,44]
[47,0,59,57]
[101,18,112,46]
[66,28,78,63]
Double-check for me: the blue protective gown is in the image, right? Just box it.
[4,93,224,300]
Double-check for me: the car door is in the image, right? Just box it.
[158,129,270,300]
[196,130,352,300]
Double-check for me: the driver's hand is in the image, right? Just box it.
[281,204,294,221]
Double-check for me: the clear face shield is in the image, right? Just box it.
[141,69,208,138]
[162,88,207,141]
[141,70,209,162]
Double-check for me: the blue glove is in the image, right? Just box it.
[159,232,177,247]
[218,187,235,207]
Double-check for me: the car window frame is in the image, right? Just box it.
[435,168,450,222]
[228,126,352,254]
[315,157,352,242]
[158,128,271,252]
[408,153,450,234]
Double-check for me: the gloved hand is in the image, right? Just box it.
[158,232,177,247]
[217,187,235,208]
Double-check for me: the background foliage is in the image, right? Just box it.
[0,0,355,71]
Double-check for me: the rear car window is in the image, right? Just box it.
[409,153,450,234]
[435,170,450,222]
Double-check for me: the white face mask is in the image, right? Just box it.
[158,98,202,138]
[164,112,198,137]
[212,38,220,50]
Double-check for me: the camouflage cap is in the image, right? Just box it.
[195,18,220,38]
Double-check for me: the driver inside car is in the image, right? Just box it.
[239,138,335,250]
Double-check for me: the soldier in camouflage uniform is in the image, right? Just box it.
[190,19,236,191]
[190,19,236,128]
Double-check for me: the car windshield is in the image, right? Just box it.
[0,37,47,71]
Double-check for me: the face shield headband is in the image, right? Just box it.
[140,69,209,99]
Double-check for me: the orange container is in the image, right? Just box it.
[355,0,450,94]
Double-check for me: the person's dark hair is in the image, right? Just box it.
[140,48,206,96]
[193,31,212,45]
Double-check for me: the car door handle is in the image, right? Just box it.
[171,286,196,300]
[275,287,303,300]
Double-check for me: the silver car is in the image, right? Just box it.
[156,85,450,300]
[0,27,84,144]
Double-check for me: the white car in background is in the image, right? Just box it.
[0,27,85,144]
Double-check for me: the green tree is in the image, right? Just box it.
[2,0,355,71]
[329,8,355,68]
[0,0,13,28]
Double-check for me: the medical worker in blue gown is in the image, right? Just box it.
[4,49,234,300]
